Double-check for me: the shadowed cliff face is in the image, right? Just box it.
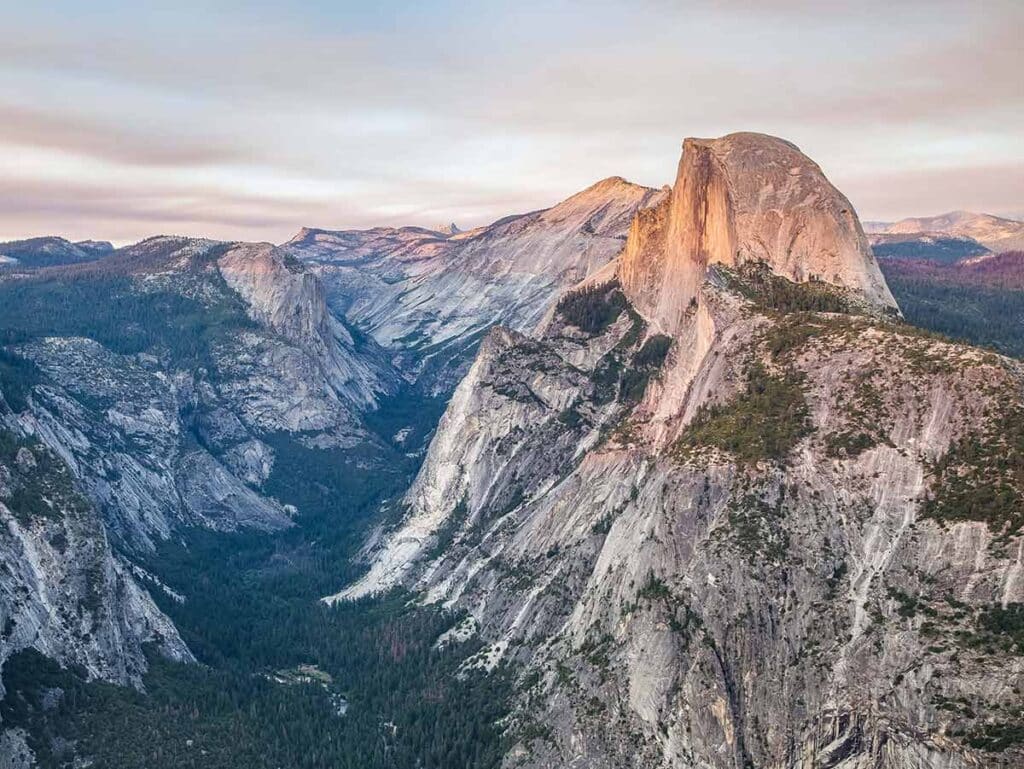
[621,133,897,335]
[0,429,192,702]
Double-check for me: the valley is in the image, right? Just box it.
[1,135,1023,769]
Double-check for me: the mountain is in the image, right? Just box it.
[0,236,412,548]
[0,233,429,739]
[285,176,666,392]
[617,133,897,335]
[0,178,668,765]
[883,250,1024,291]
[860,220,892,234]
[339,133,1024,768]
[3,136,1024,769]
[0,237,113,271]
[869,232,991,263]
[0,232,519,767]
[881,211,1024,253]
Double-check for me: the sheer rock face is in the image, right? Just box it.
[217,242,398,411]
[286,177,666,393]
[338,136,1023,768]
[0,431,191,702]
[620,133,897,335]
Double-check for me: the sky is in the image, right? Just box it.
[0,0,1021,245]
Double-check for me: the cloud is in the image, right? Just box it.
[840,161,1024,221]
[0,104,242,167]
[0,163,575,245]
[0,0,1019,242]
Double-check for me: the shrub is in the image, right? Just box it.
[619,334,672,403]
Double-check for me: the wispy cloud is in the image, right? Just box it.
[0,0,1020,243]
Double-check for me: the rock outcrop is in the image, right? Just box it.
[0,423,191,701]
[338,134,1024,768]
[217,242,397,411]
[620,133,896,335]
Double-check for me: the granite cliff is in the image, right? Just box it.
[339,134,1024,769]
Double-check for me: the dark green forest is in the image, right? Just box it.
[880,257,1024,358]
[870,236,989,263]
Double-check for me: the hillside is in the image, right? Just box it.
[0,237,113,271]
[342,134,1024,769]
[881,251,1024,357]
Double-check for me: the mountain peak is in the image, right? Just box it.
[619,131,897,334]
[571,174,648,198]
[540,175,663,229]
[589,174,631,188]
[431,222,461,236]
[0,235,114,270]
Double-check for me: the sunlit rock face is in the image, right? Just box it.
[620,133,897,335]
[339,134,1023,769]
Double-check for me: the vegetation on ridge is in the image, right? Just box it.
[556,280,627,334]
[673,361,810,465]
[717,261,875,316]
[923,396,1024,537]
[0,272,255,369]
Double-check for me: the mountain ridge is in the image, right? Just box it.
[336,133,1024,769]
[2,134,1024,769]
[284,174,666,393]
[880,210,1024,253]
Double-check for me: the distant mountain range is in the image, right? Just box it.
[866,210,1024,261]
[0,236,113,270]
[862,212,1024,358]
